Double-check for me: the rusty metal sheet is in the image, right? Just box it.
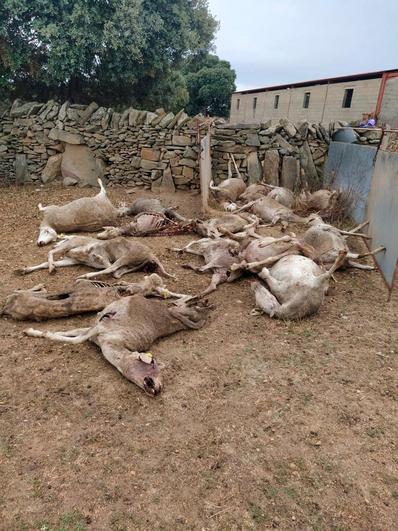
[324,142,377,223]
[366,150,398,290]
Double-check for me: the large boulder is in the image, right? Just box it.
[15,154,29,184]
[262,149,280,186]
[172,134,192,146]
[247,152,262,184]
[280,156,300,190]
[160,168,176,193]
[159,112,175,128]
[41,154,63,183]
[79,102,99,124]
[49,128,83,145]
[61,144,98,186]
[10,100,41,118]
[299,141,318,187]
[141,148,161,162]
[279,118,297,138]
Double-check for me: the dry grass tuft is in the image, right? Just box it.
[294,187,356,225]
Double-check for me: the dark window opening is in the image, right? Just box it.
[342,88,354,108]
[274,95,280,109]
[237,98,240,110]
[303,92,311,109]
[253,97,257,110]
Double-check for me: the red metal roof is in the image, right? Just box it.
[234,68,398,95]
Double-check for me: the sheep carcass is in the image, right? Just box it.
[98,213,195,240]
[193,213,260,239]
[1,274,185,321]
[24,295,212,396]
[174,237,242,295]
[239,183,269,202]
[238,196,317,228]
[266,185,295,208]
[123,197,185,220]
[300,219,385,270]
[300,189,339,212]
[230,234,315,274]
[18,236,174,279]
[250,251,347,320]
[37,178,119,246]
[210,178,246,203]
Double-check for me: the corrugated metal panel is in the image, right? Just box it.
[324,142,377,223]
[367,150,398,289]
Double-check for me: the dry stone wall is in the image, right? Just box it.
[0,99,199,190]
[212,120,330,189]
[0,99,382,190]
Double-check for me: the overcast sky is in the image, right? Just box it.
[207,0,398,91]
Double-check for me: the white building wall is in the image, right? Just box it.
[230,77,382,125]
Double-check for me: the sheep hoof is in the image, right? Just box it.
[24,328,42,337]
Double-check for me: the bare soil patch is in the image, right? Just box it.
[0,184,397,530]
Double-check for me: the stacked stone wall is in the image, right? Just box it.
[0,99,382,189]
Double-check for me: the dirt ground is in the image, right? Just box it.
[0,183,397,531]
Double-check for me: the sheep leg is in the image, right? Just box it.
[199,271,228,297]
[172,238,212,254]
[245,227,263,239]
[257,269,286,299]
[18,257,78,275]
[46,240,78,272]
[218,228,246,241]
[320,250,348,279]
[346,221,369,233]
[150,256,175,279]
[48,248,64,273]
[165,208,186,222]
[112,263,150,279]
[24,326,96,344]
[349,246,385,259]
[240,217,260,236]
[154,287,188,299]
[77,256,152,280]
[182,263,203,272]
[97,177,106,195]
[234,201,256,213]
[244,250,295,272]
[77,260,129,279]
[259,235,292,248]
[251,281,281,317]
[17,284,47,293]
[339,230,371,239]
[346,260,374,271]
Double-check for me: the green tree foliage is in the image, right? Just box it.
[0,0,218,108]
[184,54,236,117]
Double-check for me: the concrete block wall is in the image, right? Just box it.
[231,77,382,125]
